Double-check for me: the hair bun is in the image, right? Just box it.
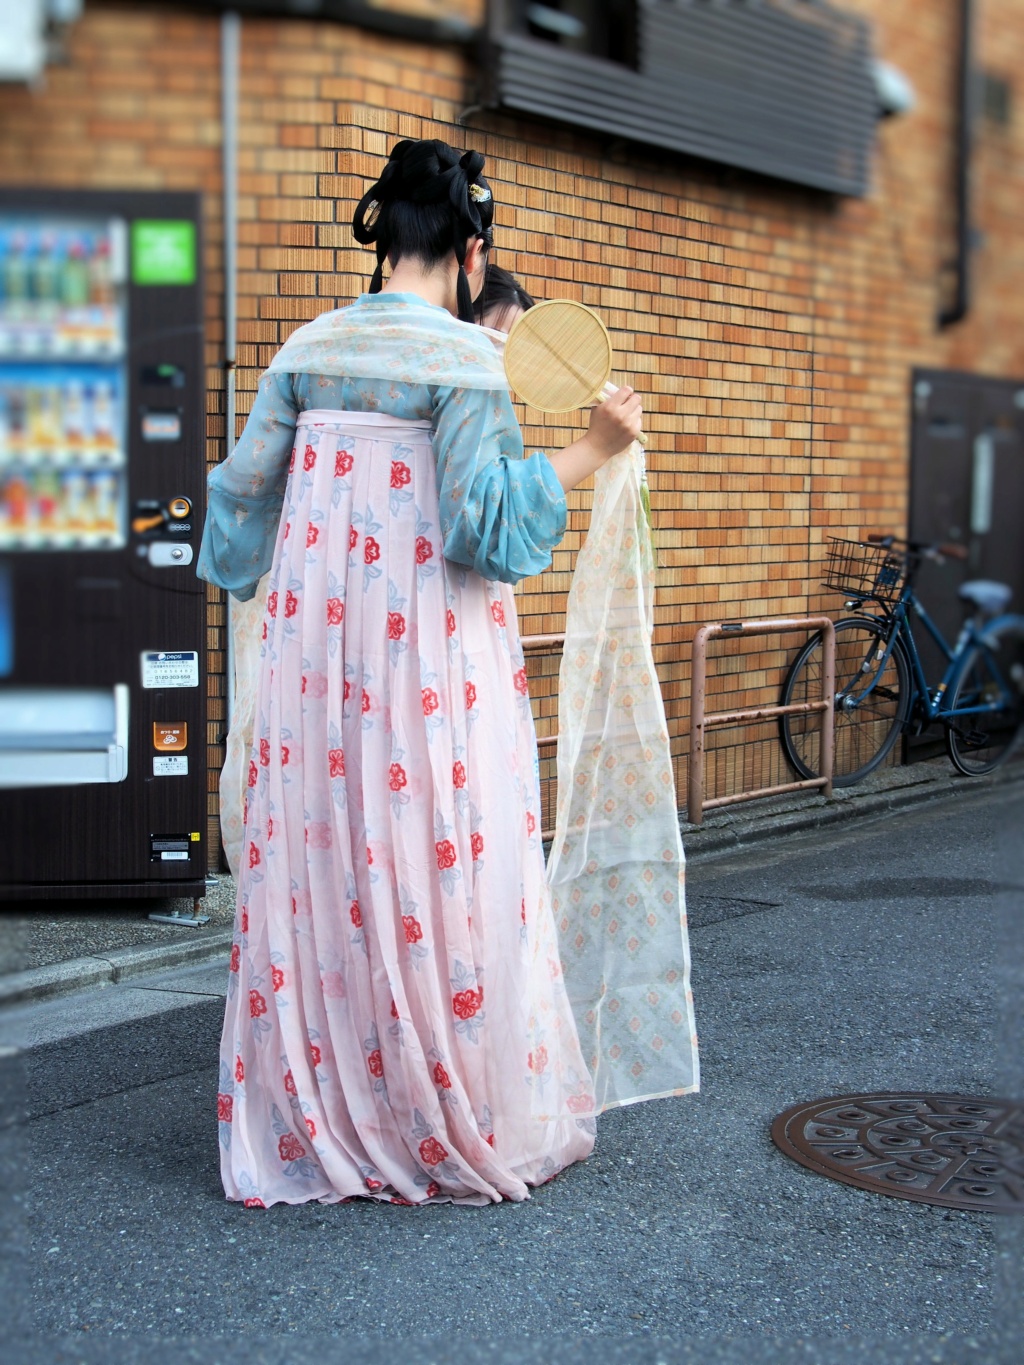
[351,137,493,322]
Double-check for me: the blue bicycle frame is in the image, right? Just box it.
[840,592,1023,726]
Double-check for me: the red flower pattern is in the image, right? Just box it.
[241,908,249,934]
[349,900,362,928]
[272,965,285,993]
[465,681,477,709]
[513,668,528,696]
[259,738,270,766]
[327,597,344,626]
[310,1044,322,1066]
[446,609,456,636]
[425,1181,440,1198]
[452,987,483,1020]
[280,746,289,766]
[306,523,318,548]
[389,763,407,792]
[490,600,506,627]
[248,842,260,869]
[284,590,298,618]
[335,449,353,477]
[526,811,536,835]
[452,761,466,789]
[284,1070,296,1096]
[528,1045,549,1074]
[433,1062,451,1090]
[419,1136,448,1166]
[217,1093,233,1123]
[328,748,345,778]
[278,1133,306,1162]
[387,612,405,640]
[349,525,358,551]
[229,944,240,973]
[305,1116,317,1140]
[435,839,456,871]
[244,1197,266,1209]
[390,461,411,489]
[302,443,316,470]
[235,1056,244,1082]
[364,536,380,564]
[471,832,484,861]
[249,989,266,1018]
[402,915,422,944]
[343,679,352,703]
[361,689,371,714]
[422,687,439,716]
[267,591,277,618]
[247,760,257,788]
[367,1050,384,1079]
[415,536,433,564]
[390,1000,399,1019]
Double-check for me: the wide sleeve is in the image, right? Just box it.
[432,385,567,584]
[196,370,298,602]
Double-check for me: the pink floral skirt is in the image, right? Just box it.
[218,410,595,1207]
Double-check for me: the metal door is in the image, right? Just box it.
[908,368,1024,755]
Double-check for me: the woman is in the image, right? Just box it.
[218,260,536,879]
[199,139,643,1207]
[474,263,535,332]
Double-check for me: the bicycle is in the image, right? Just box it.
[779,535,1024,786]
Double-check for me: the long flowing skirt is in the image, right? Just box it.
[218,410,595,1207]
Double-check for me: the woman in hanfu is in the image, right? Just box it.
[198,139,643,1208]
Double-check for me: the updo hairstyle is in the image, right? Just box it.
[352,139,495,324]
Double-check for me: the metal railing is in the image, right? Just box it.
[522,632,565,840]
[687,617,836,826]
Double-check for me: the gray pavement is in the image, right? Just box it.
[2,781,1022,1361]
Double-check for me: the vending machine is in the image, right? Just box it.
[0,189,207,902]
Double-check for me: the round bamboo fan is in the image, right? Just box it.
[503,299,613,413]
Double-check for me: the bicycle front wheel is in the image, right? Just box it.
[945,621,1024,775]
[780,617,910,786]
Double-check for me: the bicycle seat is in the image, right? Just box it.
[958,579,1013,616]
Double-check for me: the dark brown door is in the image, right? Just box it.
[908,368,1024,755]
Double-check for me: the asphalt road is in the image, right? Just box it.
[3,781,1022,1364]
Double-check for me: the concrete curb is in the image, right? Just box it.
[681,760,1024,860]
[0,927,234,1010]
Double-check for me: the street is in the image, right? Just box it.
[3,780,1022,1363]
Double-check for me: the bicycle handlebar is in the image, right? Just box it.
[866,533,968,562]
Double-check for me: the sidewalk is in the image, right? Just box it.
[1,752,1021,1010]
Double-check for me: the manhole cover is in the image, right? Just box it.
[771,1093,1024,1213]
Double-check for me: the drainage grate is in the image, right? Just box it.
[771,1093,1024,1214]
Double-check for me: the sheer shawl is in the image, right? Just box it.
[546,437,699,1112]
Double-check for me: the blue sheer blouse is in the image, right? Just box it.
[196,295,567,601]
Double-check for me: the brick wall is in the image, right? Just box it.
[3,0,1023,857]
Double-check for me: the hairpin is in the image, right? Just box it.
[367,199,379,212]
[469,184,491,203]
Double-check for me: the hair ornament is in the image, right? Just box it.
[469,183,492,203]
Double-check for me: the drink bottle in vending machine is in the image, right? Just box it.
[0,190,207,903]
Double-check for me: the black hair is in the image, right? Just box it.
[474,263,536,326]
[352,139,494,324]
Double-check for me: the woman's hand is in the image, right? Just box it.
[546,386,645,493]
[586,386,643,458]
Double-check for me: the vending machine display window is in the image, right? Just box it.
[0,216,128,550]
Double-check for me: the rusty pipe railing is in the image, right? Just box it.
[687,617,836,826]
[521,632,565,838]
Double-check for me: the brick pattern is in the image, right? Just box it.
[3,2,1024,856]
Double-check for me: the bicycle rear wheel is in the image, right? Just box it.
[780,617,910,786]
[945,621,1024,775]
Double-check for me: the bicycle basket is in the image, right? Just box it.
[823,538,908,604]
